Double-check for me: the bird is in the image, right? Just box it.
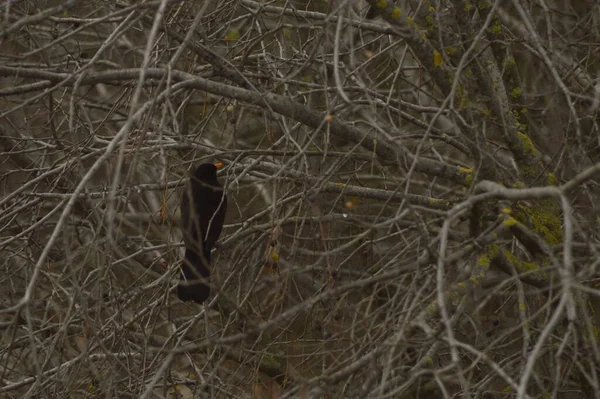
[177,162,227,304]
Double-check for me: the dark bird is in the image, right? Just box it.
[177,162,227,304]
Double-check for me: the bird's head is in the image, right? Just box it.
[192,162,223,183]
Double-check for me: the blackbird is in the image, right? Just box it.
[177,162,227,303]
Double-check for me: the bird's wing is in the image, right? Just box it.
[200,191,227,253]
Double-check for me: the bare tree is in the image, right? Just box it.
[1,0,600,397]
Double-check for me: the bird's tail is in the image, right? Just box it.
[176,247,211,303]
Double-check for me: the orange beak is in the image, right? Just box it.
[215,162,224,169]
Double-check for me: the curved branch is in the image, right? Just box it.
[0,66,472,186]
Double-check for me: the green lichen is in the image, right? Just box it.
[478,0,492,10]
[469,274,484,288]
[471,246,498,287]
[478,244,499,267]
[516,121,528,131]
[454,84,468,107]
[460,92,469,108]
[376,0,387,8]
[425,15,434,25]
[547,173,558,186]
[519,164,538,180]
[588,297,596,316]
[514,199,563,246]
[477,253,490,267]
[468,275,483,286]
[511,86,522,99]
[428,198,451,208]
[528,199,563,245]
[518,132,537,156]
[225,29,240,41]
[458,166,473,185]
[391,7,401,19]
[444,46,456,55]
[503,216,517,227]
[504,56,516,67]
[513,209,528,225]
[489,23,502,35]
[464,1,472,12]
[503,250,548,281]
